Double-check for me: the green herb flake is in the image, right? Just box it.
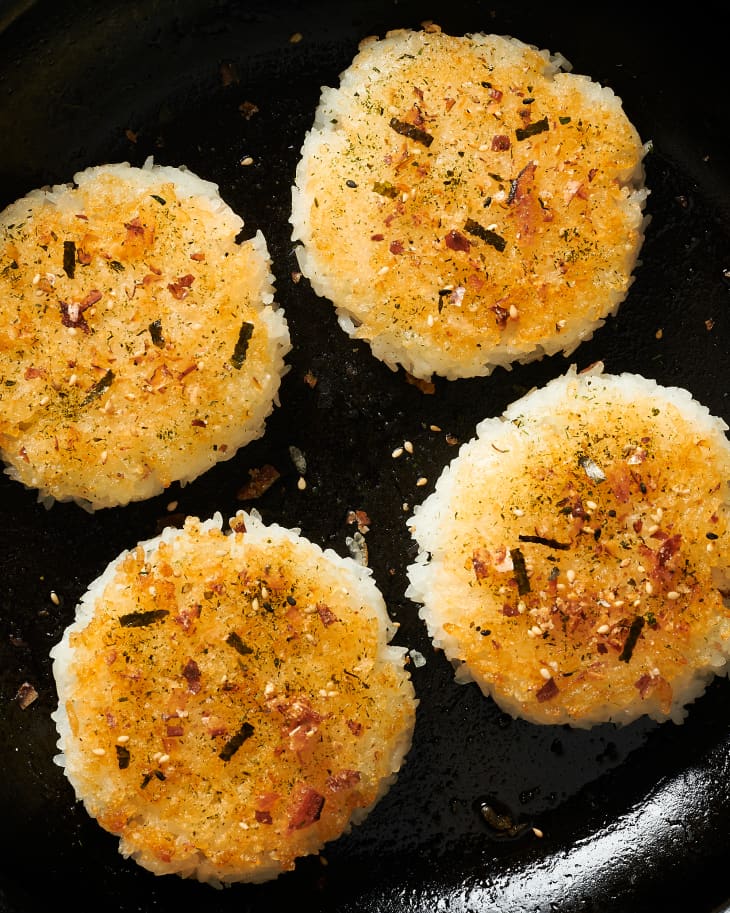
[372,180,399,199]
[219,721,255,762]
[149,319,165,348]
[388,117,434,147]
[82,369,114,406]
[510,547,531,594]
[618,616,645,662]
[118,609,169,628]
[63,240,76,279]
[226,631,254,656]
[516,117,549,141]
[231,321,254,369]
[464,218,506,252]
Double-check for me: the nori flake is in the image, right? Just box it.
[118,609,169,628]
[219,721,254,762]
[231,321,254,369]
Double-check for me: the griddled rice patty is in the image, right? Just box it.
[290,26,649,381]
[406,365,730,727]
[50,512,417,885]
[0,160,290,510]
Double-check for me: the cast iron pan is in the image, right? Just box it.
[0,2,729,911]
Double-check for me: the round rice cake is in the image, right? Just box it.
[0,160,291,510]
[50,511,417,885]
[290,26,649,381]
[406,364,730,727]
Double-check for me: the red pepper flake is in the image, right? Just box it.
[167,274,195,299]
[288,786,325,830]
[657,534,681,566]
[444,230,470,252]
[255,810,273,824]
[371,233,385,241]
[472,547,491,580]
[488,87,503,101]
[588,167,598,182]
[316,603,339,627]
[326,769,361,792]
[24,366,44,380]
[389,240,405,255]
[166,723,184,737]
[501,603,519,617]
[191,418,207,428]
[536,677,559,702]
[189,252,206,261]
[346,719,363,736]
[491,135,511,151]
[182,658,202,693]
[124,216,145,236]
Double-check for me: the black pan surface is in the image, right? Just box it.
[0,2,729,911]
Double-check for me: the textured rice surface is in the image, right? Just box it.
[406,364,730,727]
[0,160,291,510]
[50,511,417,885]
[291,26,649,381]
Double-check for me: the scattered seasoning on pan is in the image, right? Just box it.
[115,744,131,769]
[464,218,506,252]
[578,454,606,483]
[226,631,254,656]
[388,117,434,147]
[148,319,165,348]
[62,240,76,278]
[118,609,169,628]
[219,721,255,762]
[619,616,645,662]
[231,321,254,369]
[510,547,531,594]
[14,682,38,710]
[516,117,549,141]
[518,534,570,551]
[82,369,114,405]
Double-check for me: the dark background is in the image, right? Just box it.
[0,2,729,911]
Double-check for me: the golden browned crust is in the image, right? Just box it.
[51,513,416,884]
[0,162,290,510]
[291,27,648,380]
[407,366,730,726]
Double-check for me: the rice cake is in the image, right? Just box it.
[0,160,291,510]
[290,26,649,381]
[50,511,417,885]
[406,364,730,727]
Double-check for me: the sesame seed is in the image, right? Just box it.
[159,754,170,764]
[586,501,598,511]
[647,524,660,535]
[539,667,551,680]
[261,586,268,599]
[596,624,610,634]
[404,440,414,454]
[117,735,130,744]
[530,625,542,637]
[430,424,441,432]
[532,827,544,838]
[518,601,526,613]
[566,569,576,583]
[416,477,428,486]
[297,476,307,490]
[667,591,680,600]
[645,581,654,595]
[39,395,49,406]
[619,558,630,568]
[509,304,519,319]
[50,590,60,605]
[613,600,624,608]
[92,748,106,756]
[100,450,108,464]
[167,501,178,511]
[68,373,78,386]
[392,447,404,458]
[512,507,524,517]
[240,156,254,166]
[707,542,715,553]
